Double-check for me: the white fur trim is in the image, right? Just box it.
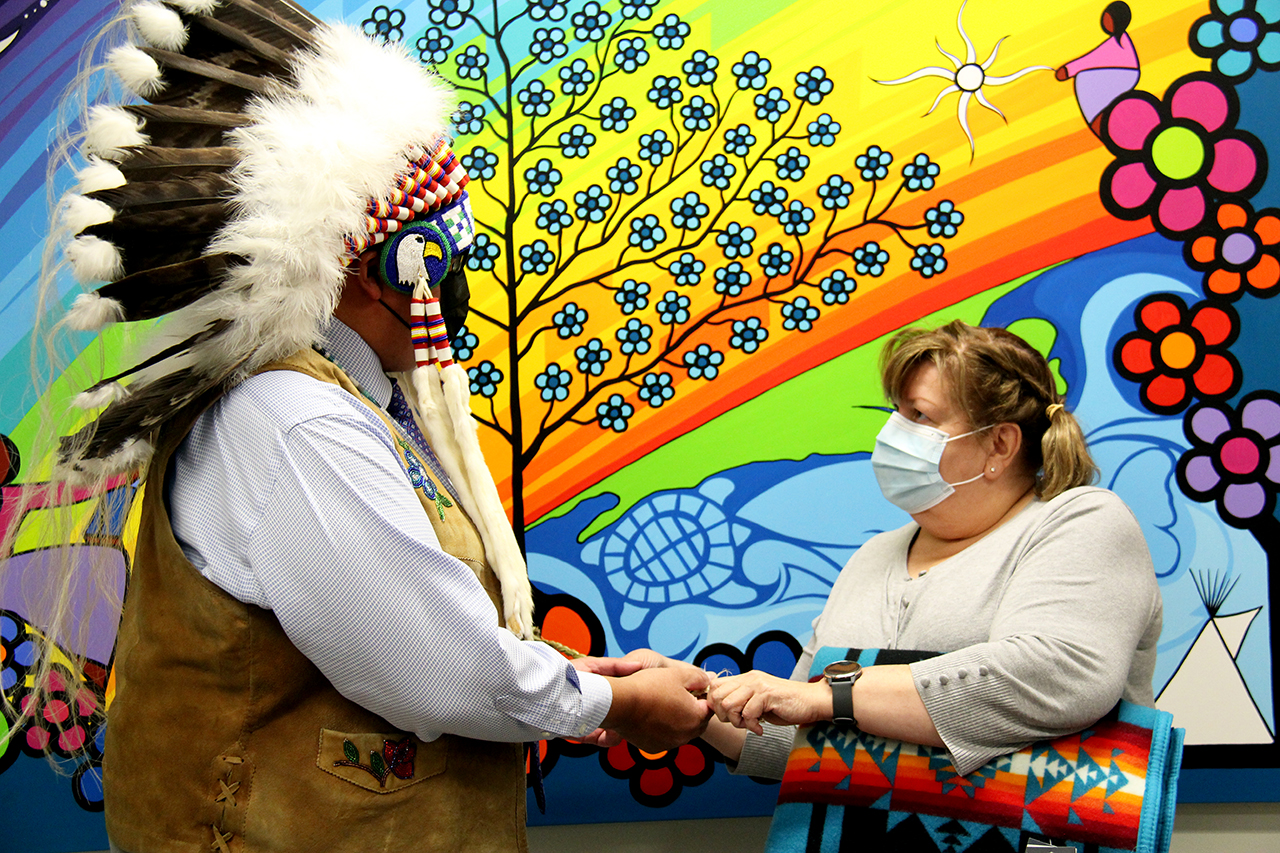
[84,105,148,160]
[66,292,126,330]
[165,0,222,14]
[108,45,164,97]
[76,157,127,192]
[73,381,130,409]
[66,235,124,283]
[132,1,188,50]
[62,195,116,234]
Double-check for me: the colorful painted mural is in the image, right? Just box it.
[3,0,1280,849]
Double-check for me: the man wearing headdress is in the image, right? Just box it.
[26,1,711,850]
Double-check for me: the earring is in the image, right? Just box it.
[990,467,996,473]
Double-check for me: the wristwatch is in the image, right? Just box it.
[822,660,863,726]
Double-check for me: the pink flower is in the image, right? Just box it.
[1100,73,1264,237]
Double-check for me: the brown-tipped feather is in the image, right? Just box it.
[116,146,239,180]
[202,0,317,55]
[87,320,234,387]
[124,104,247,148]
[88,173,232,214]
[141,46,277,96]
[86,201,228,237]
[93,256,244,321]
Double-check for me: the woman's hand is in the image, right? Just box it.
[707,671,832,735]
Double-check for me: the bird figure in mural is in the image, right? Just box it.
[875,0,1051,161]
[1055,1,1140,137]
[392,231,444,290]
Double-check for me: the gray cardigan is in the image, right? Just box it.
[734,486,1163,778]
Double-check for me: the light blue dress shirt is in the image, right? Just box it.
[168,317,611,743]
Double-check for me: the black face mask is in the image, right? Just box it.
[436,263,470,341]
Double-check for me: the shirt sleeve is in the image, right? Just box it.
[177,379,611,744]
[908,491,1162,775]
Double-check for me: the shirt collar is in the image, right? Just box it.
[320,316,393,409]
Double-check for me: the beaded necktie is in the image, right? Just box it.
[386,379,455,496]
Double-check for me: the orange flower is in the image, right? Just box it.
[1185,201,1280,300]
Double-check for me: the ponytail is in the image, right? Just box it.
[1037,401,1098,500]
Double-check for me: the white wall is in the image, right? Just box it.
[527,804,1280,852]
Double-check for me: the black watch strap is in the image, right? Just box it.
[831,678,855,725]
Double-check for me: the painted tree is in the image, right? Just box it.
[363,0,963,547]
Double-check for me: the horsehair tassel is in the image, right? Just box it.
[410,273,435,369]
[420,295,454,368]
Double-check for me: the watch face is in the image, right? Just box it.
[823,660,862,681]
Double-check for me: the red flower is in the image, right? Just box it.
[601,740,716,808]
[383,736,417,780]
[1185,201,1280,300]
[1114,294,1240,414]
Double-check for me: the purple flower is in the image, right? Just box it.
[1177,392,1280,528]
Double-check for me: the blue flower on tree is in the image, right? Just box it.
[903,153,940,191]
[460,146,497,180]
[451,324,479,361]
[574,184,612,222]
[560,58,595,96]
[1191,0,1280,79]
[683,344,724,380]
[924,200,964,238]
[608,157,643,194]
[683,50,718,86]
[670,252,704,286]
[701,154,735,190]
[648,75,683,109]
[621,0,659,21]
[754,86,790,122]
[536,199,573,234]
[454,102,485,136]
[817,175,853,210]
[760,243,794,277]
[856,146,892,181]
[559,124,596,158]
[571,1,611,41]
[730,317,768,353]
[518,80,554,116]
[525,158,562,196]
[527,0,567,22]
[911,244,947,277]
[553,302,587,338]
[717,222,755,258]
[656,291,691,324]
[429,0,472,28]
[467,233,500,271]
[819,270,856,304]
[363,6,405,44]
[775,147,809,181]
[779,200,814,236]
[733,50,771,90]
[638,129,673,165]
[724,124,756,157]
[714,262,751,296]
[681,95,715,131]
[416,27,453,63]
[600,96,636,132]
[616,318,653,355]
[615,37,649,73]
[575,338,613,375]
[807,113,840,147]
[520,240,555,275]
[794,66,832,104]
[781,296,819,331]
[749,181,787,216]
[468,360,503,397]
[456,44,488,79]
[535,364,573,402]
[629,214,666,251]
[670,192,708,230]
[854,241,889,276]
[654,13,689,50]
[530,27,568,63]
[615,278,650,314]
[639,372,675,407]
[596,394,633,432]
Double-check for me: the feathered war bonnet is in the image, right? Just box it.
[55,0,534,638]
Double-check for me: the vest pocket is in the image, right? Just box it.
[316,728,447,794]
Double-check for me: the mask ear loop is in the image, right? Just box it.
[406,272,535,639]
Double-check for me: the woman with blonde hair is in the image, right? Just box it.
[701,320,1163,779]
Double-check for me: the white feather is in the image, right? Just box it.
[59,438,154,485]
[108,45,164,97]
[73,382,130,409]
[66,292,126,330]
[83,105,148,160]
[62,195,116,234]
[76,157,127,192]
[131,1,188,50]
[165,0,221,14]
[66,236,124,283]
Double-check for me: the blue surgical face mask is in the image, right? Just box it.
[871,411,992,513]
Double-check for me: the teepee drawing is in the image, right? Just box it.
[1156,571,1273,745]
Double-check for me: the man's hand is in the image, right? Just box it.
[601,666,713,752]
[706,670,830,736]
[570,655,645,678]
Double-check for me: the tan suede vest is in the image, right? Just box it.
[104,349,527,853]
